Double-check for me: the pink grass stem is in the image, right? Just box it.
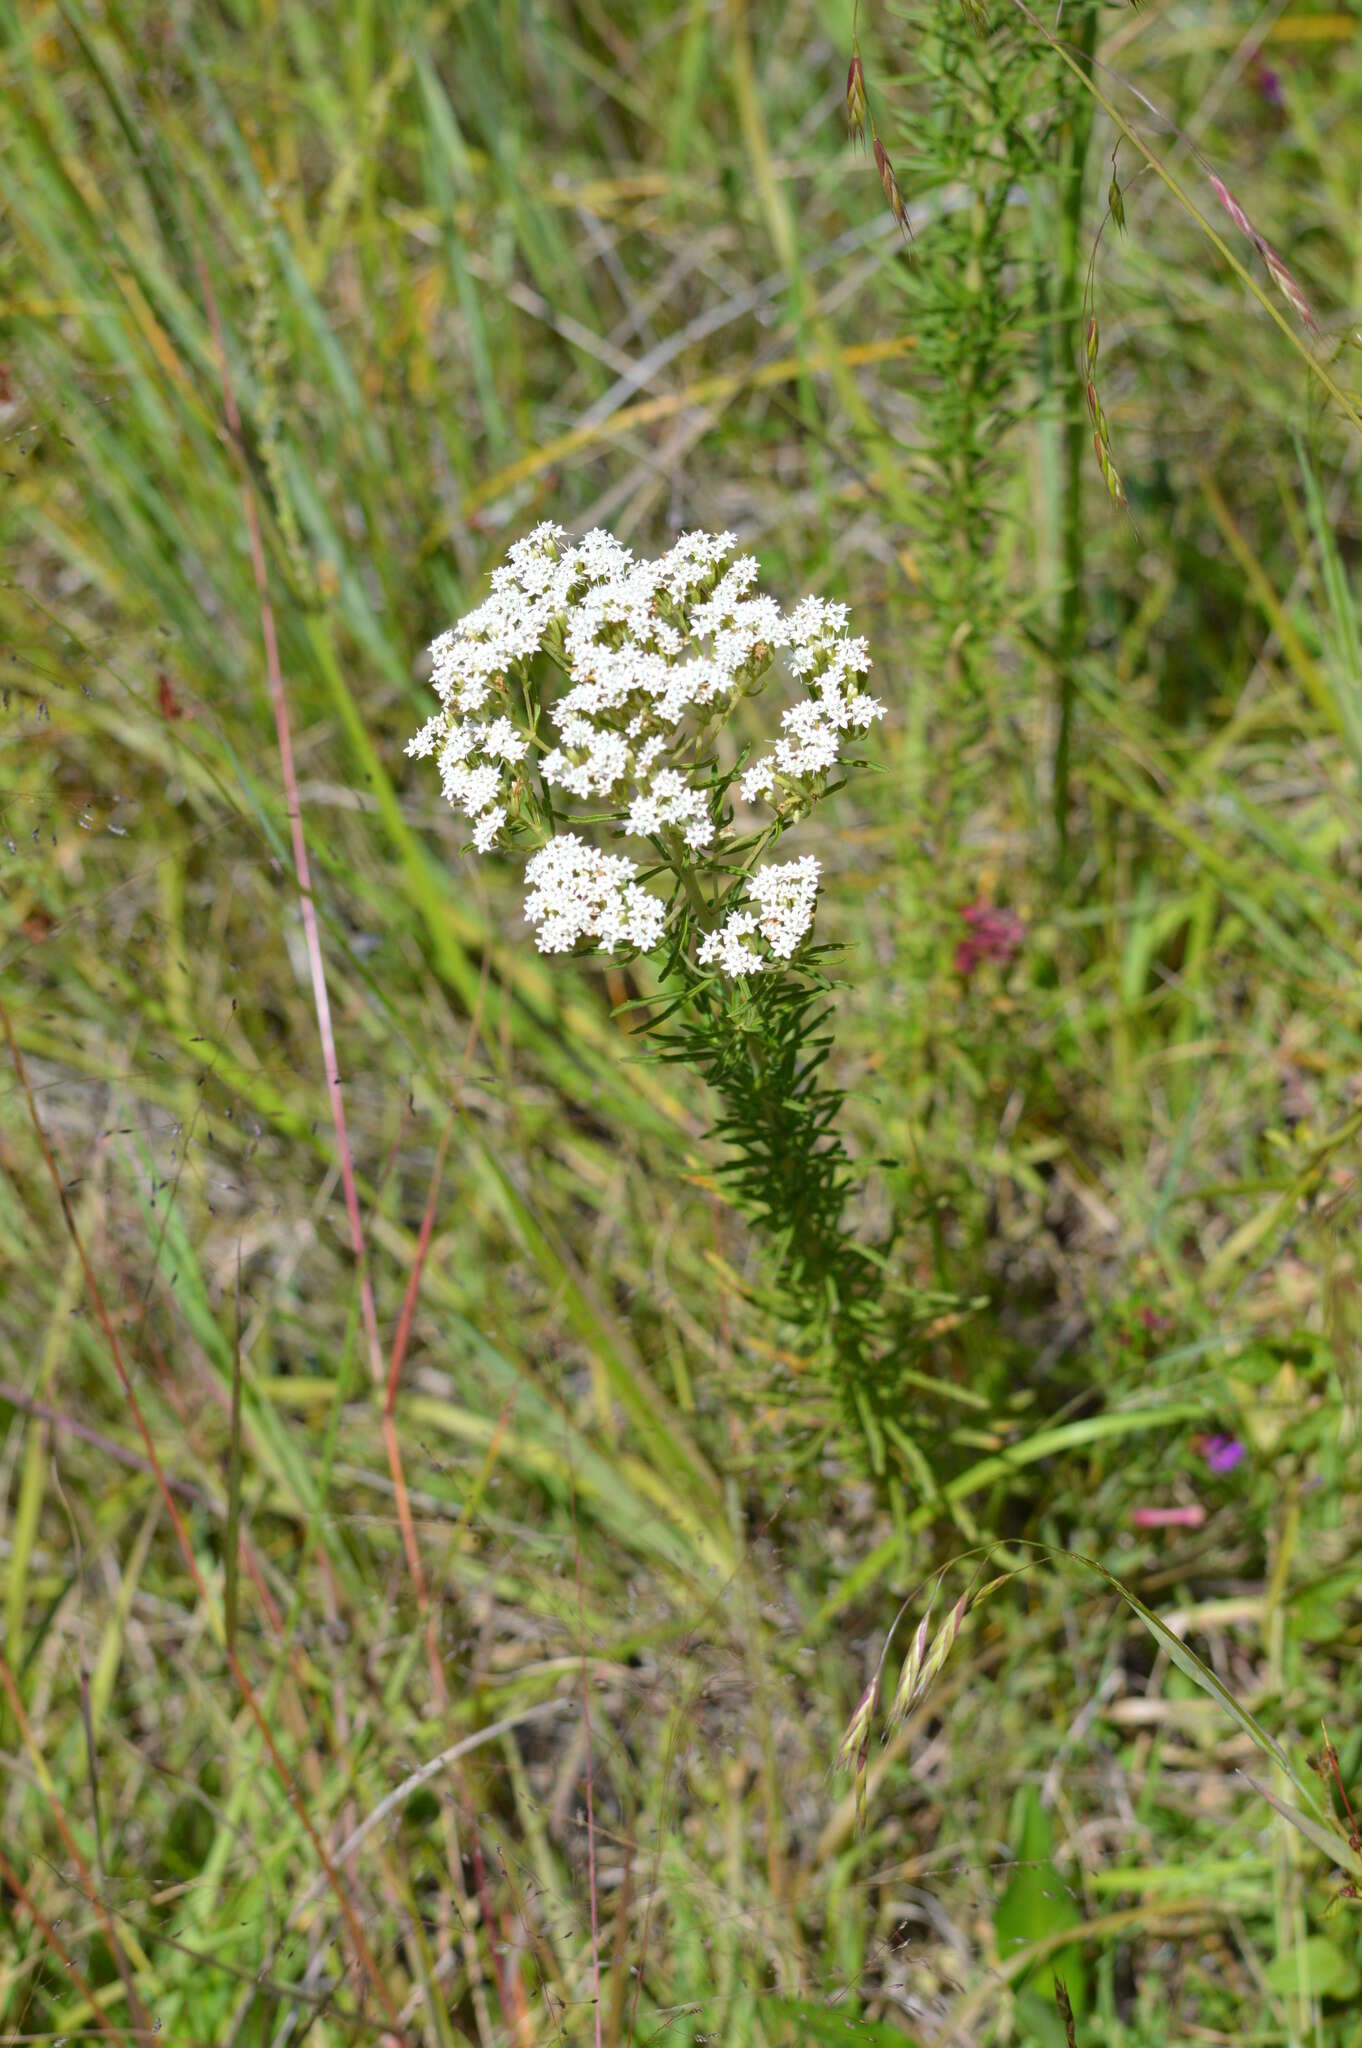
[573,1493,605,2048]
[193,250,385,1390]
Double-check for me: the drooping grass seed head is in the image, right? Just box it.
[1208,172,1319,332]
[873,137,911,238]
[886,1616,930,1729]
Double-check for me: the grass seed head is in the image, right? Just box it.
[835,1671,880,1774]
[1261,244,1319,332]
[886,1616,931,1729]
[836,1671,881,1834]
[1108,174,1125,233]
[873,136,911,238]
[1054,1979,1079,2046]
[1084,318,1126,508]
[1093,430,1126,507]
[1208,173,1318,332]
[846,46,867,148]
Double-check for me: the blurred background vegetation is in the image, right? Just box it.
[2,0,1361,2040]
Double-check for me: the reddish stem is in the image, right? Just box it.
[192,247,384,1391]
[1,1005,407,2042]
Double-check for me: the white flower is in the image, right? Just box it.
[850,693,885,730]
[541,726,630,799]
[748,855,821,958]
[698,857,821,977]
[406,714,443,760]
[624,769,712,851]
[522,834,665,956]
[739,758,777,802]
[698,910,767,977]
[774,725,840,779]
[481,716,528,763]
[439,719,482,765]
[441,758,504,818]
[472,808,505,853]
[626,792,663,836]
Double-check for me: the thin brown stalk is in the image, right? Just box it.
[0,1652,153,2040]
[191,243,385,1390]
[1054,1977,1080,2046]
[381,1114,448,1689]
[1,1003,407,2043]
[0,1844,122,2041]
[465,1802,522,2038]
[573,1487,605,2048]
[0,1381,194,1491]
[194,225,457,1863]
[383,967,490,1699]
[382,1102,459,1706]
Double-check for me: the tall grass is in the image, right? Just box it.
[2,1,1361,2043]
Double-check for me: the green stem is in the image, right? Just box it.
[667,836,711,922]
[1052,2,1098,873]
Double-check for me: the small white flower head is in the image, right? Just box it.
[697,910,766,978]
[625,769,713,852]
[698,856,822,978]
[522,834,665,956]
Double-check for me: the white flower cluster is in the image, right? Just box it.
[522,835,667,955]
[697,857,822,977]
[408,524,882,970]
[737,600,882,803]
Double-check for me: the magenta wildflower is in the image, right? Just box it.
[1253,63,1284,108]
[954,901,1025,978]
[1132,1505,1206,1530]
[1199,1433,1245,1474]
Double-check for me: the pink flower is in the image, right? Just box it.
[954,901,1025,978]
[1252,62,1284,108]
[1198,1434,1245,1475]
[1132,1505,1207,1530]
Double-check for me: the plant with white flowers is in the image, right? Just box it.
[406,523,882,979]
[409,523,908,1453]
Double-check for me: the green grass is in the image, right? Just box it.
[2,0,1362,2042]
